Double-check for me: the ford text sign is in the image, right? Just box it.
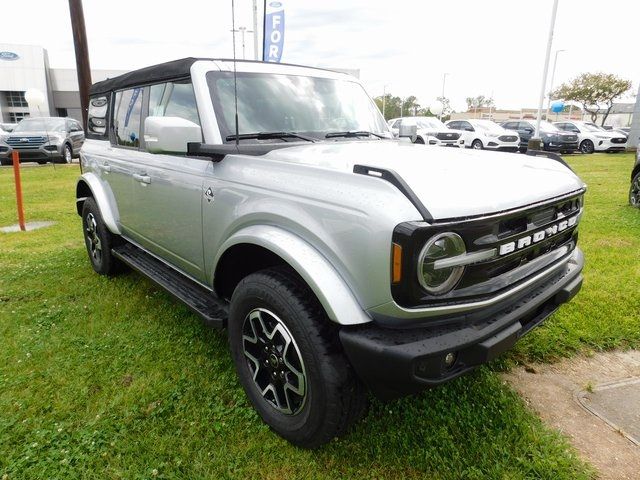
[263,1,285,63]
[0,52,19,61]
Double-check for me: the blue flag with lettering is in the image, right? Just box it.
[263,1,285,62]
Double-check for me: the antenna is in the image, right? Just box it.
[231,0,240,149]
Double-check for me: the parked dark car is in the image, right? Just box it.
[501,119,578,154]
[0,117,84,165]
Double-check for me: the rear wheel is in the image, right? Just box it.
[228,267,367,449]
[472,139,483,150]
[630,172,640,208]
[579,139,594,154]
[81,197,123,275]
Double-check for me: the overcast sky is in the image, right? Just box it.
[7,0,639,111]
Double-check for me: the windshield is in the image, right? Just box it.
[472,120,503,132]
[414,117,445,130]
[538,120,559,133]
[207,71,388,142]
[13,118,66,133]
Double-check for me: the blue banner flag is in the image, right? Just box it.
[263,1,285,62]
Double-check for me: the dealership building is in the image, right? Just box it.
[0,43,125,124]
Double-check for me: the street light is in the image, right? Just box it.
[545,49,566,120]
[382,84,389,119]
[440,73,449,120]
[230,26,254,60]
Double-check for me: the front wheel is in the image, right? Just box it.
[472,139,484,150]
[414,136,425,144]
[630,172,640,208]
[579,139,594,154]
[81,197,123,275]
[228,267,367,449]
[63,144,73,163]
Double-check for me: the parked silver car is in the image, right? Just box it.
[0,117,84,165]
[76,58,585,448]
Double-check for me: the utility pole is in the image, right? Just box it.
[533,0,559,146]
[68,0,92,129]
[382,84,387,119]
[252,0,259,60]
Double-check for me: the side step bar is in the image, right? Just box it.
[112,243,227,329]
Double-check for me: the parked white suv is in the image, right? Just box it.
[445,119,520,152]
[388,116,465,147]
[76,58,585,448]
[554,120,627,154]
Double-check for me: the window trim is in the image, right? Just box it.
[110,87,145,151]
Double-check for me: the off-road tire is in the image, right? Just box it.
[630,172,640,208]
[228,266,368,449]
[81,197,123,275]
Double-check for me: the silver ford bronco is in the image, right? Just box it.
[76,58,585,448]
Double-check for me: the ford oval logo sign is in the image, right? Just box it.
[0,51,19,61]
[269,1,282,7]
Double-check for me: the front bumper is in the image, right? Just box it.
[545,141,578,152]
[340,248,584,400]
[0,143,64,160]
[428,137,464,148]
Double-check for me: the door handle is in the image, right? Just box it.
[99,163,111,173]
[133,173,151,184]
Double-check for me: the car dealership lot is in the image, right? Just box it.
[0,153,638,478]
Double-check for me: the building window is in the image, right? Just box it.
[57,108,68,117]
[4,91,28,108]
[8,112,29,123]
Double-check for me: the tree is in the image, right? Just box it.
[465,95,494,112]
[374,94,427,120]
[551,72,631,125]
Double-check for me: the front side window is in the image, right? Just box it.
[207,71,388,142]
[149,81,200,126]
[113,88,143,147]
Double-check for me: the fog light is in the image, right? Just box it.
[444,352,456,368]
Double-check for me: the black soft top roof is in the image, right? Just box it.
[89,57,347,96]
[90,57,202,96]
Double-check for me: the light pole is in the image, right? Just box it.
[440,73,449,120]
[252,0,259,60]
[231,26,253,59]
[382,84,388,119]
[545,49,565,120]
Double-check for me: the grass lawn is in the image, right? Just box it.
[1,153,637,479]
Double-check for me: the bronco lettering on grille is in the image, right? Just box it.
[498,215,578,256]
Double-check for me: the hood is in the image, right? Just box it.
[7,131,63,138]
[262,141,585,221]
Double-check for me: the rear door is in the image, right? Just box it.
[127,80,208,282]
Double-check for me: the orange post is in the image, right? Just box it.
[12,151,26,231]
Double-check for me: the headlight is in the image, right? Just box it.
[417,232,466,295]
[486,132,500,138]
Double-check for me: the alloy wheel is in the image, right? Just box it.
[84,213,102,263]
[242,308,307,415]
[64,145,72,163]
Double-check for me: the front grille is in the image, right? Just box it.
[611,137,626,144]
[6,136,46,148]
[560,134,577,142]
[391,191,584,308]
[436,132,460,141]
[498,135,518,142]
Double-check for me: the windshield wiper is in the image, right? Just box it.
[325,130,386,139]
[225,131,317,143]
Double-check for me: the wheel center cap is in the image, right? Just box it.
[268,353,279,368]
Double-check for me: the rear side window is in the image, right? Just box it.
[149,81,200,126]
[113,88,143,147]
[87,95,109,138]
